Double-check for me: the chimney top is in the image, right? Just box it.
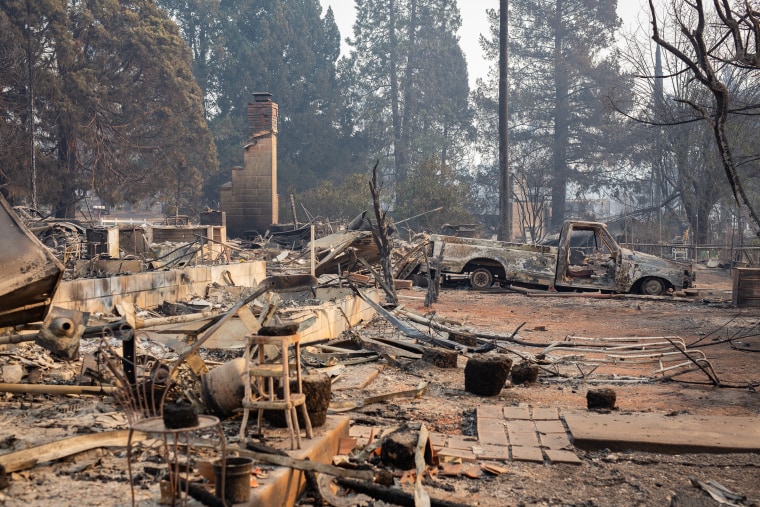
[252,92,273,102]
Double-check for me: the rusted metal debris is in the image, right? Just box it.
[0,196,64,327]
[427,220,694,295]
[542,335,720,384]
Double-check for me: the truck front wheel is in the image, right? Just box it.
[639,277,666,296]
[470,268,494,289]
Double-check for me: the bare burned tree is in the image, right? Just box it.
[648,0,760,237]
[368,161,397,305]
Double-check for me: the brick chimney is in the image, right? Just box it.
[248,92,278,138]
[220,93,279,238]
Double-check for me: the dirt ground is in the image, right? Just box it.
[1,264,759,506]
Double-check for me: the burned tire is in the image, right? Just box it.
[639,277,666,296]
[469,268,494,289]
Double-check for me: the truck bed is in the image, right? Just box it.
[430,234,558,287]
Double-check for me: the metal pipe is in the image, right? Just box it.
[0,383,117,395]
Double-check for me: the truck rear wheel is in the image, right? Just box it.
[639,277,666,296]
[470,268,494,289]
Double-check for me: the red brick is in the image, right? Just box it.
[477,404,505,420]
[503,406,531,420]
[508,431,539,447]
[438,448,478,463]
[535,419,566,434]
[545,449,582,465]
[510,446,544,463]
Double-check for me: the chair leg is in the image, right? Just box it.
[283,406,297,450]
[290,406,302,449]
[238,408,249,442]
[127,428,136,507]
[298,403,313,439]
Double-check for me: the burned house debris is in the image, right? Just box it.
[0,95,758,507]
[1,181,759,507]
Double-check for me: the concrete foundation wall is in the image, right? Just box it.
[294,288,378,345]
[52,262,266,314]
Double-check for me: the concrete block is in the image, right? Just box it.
[477,418,508,446]
[246,415,349,507]
[532,407,559,420]
[539,432,572,450]
[478,444,510,461]
[507,419,537,434]
[447,435,479,450]
[564,410,760,454]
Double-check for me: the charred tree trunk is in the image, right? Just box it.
[369,161,397,305]
[389,0,405,185]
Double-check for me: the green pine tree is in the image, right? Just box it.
[0,0,217,216]
[477,0,628,228]
[341,0,473,186]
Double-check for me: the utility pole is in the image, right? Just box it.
[497,0,511,241]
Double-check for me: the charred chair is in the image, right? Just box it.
[239,327,313,449]
[98,337,226,506]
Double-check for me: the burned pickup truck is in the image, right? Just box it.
[428,220,694,296]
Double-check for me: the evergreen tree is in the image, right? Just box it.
[0,0,217,216]
[158,0,225,119]
[393,155,474,232]
[0,0,70,207]
[342,0,473,185]
[171,0,346,196]
[0,12,30,201]
[477,0,628,229]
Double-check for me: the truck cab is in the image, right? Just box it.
[553,221,694,295]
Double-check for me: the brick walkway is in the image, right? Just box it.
[432,404,581,465]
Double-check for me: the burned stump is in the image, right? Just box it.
[380,425,418,470]
[511,361,539,385]
[449,331,478,347]
[464,355,512,396]
[421,347,458,368]
[265,371,331,428]
[586,388,616,410]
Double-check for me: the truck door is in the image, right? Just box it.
[555,223,619,291]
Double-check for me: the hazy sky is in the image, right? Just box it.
[319,0,654,87]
